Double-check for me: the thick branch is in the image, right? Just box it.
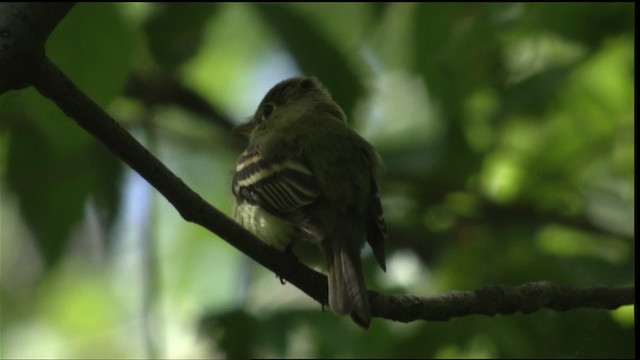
[0,2,74,92]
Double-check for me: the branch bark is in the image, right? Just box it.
[371,282,634,323]
[0,2,74,92]
[0,2,634,326]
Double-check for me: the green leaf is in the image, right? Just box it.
[527,3,635,48]
[200,309,263,358]
[0,3,132,266]
[47,3,136,106]
[414,3,503,115]
[501,65,575,117]
[144,3,219,71]
[253,4,363,116]
[2,98,123,266]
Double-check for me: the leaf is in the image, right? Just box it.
[414,3,503,115]
[501,65,576,117]
[47,3,135,106]
[527,3,635,48]
[144,3,219,71]
[0,3,131,266]
[200,309,263,358]
[252,4,363,117]
[2,103,123,266]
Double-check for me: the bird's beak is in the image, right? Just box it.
[232,120,256,135]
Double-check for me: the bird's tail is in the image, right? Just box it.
[325,236,371,328]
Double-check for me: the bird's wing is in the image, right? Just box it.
[233,150,323,237]
[366,179,387,271]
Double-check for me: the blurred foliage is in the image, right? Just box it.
[0,2,635,359]
[1,3,132,266]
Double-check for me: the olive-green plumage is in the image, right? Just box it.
[232,77,386,328]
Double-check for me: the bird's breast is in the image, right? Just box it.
[234,201,295,251]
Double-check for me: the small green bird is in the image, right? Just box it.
[232,77,386,328]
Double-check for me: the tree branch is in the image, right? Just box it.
[0,2,634,326]
[371,282,634,323]
[0,2,74,92]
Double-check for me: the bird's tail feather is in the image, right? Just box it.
[326,237,371,328]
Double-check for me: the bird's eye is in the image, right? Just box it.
[262,103,276,120]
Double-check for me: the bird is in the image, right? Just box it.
[231,76,386,328]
